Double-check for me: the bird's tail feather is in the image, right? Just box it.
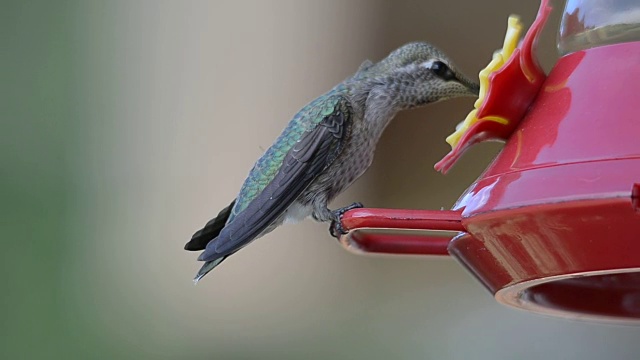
[193,256,228,284]
[185,200,235,251]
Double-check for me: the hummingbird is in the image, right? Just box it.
[185,42,479,282]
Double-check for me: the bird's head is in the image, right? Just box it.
[357,42,479,110]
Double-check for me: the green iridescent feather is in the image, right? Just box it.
[228,87,346,222]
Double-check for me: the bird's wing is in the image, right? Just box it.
[184,199,236,251]
[198,96,352,261]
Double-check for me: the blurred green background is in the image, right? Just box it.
[4,0,640,359]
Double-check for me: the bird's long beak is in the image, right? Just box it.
[458,75,480,97]
[454,70,480,97]
[468,81,480,96]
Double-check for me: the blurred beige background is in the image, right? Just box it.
[4,0,640,359]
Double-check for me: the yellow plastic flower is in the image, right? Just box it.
[445,16,523,148]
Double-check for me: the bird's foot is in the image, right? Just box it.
[329,202,364,238]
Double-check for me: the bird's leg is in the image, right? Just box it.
[311,197,364,238]
[329,202,364,238]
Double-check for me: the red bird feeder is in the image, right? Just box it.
[338,0,640,323]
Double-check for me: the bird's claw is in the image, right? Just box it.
[329,202,364,238]
[329,220,346,238]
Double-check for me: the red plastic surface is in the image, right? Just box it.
[478,43,640,178]
[435,0,551,173]
[455,43,640,321]
[341,208,463,232]
[450,197,640,322]
[339,209,462,255]
[346,232,452,256]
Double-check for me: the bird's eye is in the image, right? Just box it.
[430,61,456,81]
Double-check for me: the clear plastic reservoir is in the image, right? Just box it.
[558,0,640,55]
